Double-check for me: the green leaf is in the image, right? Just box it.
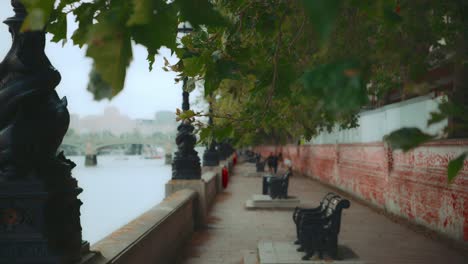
[183,57,205,77]
[21,0,55,31]
[301,61,367,114]
[302,0,343,44]
[86,5,133,97]
[130,1,178,70]
[204,68,222,96]
[276,60,298,97]
[447,153,467,183]
[384,128,435,152]
[71,3,97,47]
[204,59,238,96]
[214,125,234,141]
[48,11,67,43]
[174,0,226,28]
[198,127,212,143]
[382,5,403,25]
[56,0,81,10]
[427,111,447,127]
[179,110,196,120]
[87,67,113,101]
[127,0,153,25]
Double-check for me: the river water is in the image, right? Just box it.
[68,155,171,245]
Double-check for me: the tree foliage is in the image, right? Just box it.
[18,0,468,181]
[20,0,223,94]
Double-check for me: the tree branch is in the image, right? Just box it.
[266,12,287,108]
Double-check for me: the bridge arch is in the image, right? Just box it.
[61,136,176,166]
[60,143,85,154]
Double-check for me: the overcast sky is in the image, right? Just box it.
[0,1,203,119]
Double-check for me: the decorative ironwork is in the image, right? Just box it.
[1,208,22,227]
[172,78,201,179]
[0,1,85,262]
[268,171,291,199]
[218,140,234,160]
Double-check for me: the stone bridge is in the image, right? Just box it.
[61,135,175,165]
[62,137,172,154]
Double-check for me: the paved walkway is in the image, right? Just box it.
[179,163,468,264]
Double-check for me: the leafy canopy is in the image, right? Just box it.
[18,0,468,181]
[20,0,224,95]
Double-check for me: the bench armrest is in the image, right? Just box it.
[294,206,321,222]
[298,206,322,213]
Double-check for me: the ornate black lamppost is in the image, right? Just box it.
[171,22,201,179]
[172,77,202,179]
[0,1,90,262]
[202,97,220,166]
[218,140,234,160]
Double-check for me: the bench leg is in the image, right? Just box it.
[296,227,304,249]
[328,235,338,259]
[302,251,314,260]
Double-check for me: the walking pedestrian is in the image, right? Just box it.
[273,155,278,174]
[267,152,274,173]
[267,152,279,174]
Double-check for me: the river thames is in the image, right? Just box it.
[68,155,171,245]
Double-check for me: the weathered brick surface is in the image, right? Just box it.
[255,139,468,243]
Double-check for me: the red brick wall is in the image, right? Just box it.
[254,139,468,243]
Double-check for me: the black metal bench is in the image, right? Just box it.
[293,192,339,244]
[243,151,257,163]
[294,193,350,260]
[295,194,341,249]
[294,194,340,252]
[267,171,291,199]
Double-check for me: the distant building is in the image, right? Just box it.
[68,107,177,135]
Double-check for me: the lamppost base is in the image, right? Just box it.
[0,178,86,263]
[0,180,59,263]
[203,150,219,167]
[172,154,201,180]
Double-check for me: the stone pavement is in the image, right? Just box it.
[178,163,468,264]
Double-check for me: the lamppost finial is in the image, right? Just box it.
[5,0,26,25]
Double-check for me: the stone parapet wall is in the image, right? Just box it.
[203,171,218,210]
[255,139,468,244]
[90,189,197,264]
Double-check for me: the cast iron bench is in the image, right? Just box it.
[267,171,291,199]
[294,193,350,260]
[293,192,339,244]
[243,151,256,163]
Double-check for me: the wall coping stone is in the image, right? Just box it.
[202,171,217,182]
[90,189,197,262]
